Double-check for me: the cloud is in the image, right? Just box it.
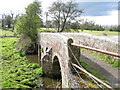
[78,2,117,16]
[81,10,118,25]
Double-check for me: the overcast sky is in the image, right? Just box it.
[0,0,119,26]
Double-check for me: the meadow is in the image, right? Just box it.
[39,28,118,36]
[78,30,118,36]
[1,28,118,37]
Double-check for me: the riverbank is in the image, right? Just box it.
[81,50,119,88]
[1,38,43,88]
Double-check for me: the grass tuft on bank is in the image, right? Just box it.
[1,38,43,88]
[81,48,120,69]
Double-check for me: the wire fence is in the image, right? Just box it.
[68,45,113,89]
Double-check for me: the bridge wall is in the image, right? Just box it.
[62,33,119,53]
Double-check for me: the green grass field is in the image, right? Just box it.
[39,28,118,36]
[0,29,15,37]
[39,28,56,32]
[0,28,118,37]
[78,30,118,36]
[65,29,118,36]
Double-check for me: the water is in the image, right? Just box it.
[26,54,62,88]
[26,54,99,88]
[27,54,39,63]
[43,77,61,88]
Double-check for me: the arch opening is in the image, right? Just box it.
[52,56,61,79]
[41,55,62,88]
[42,55,53,76]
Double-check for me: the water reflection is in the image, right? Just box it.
[27,54,62,88]
[26,54,39,64]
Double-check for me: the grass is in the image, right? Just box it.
[0,29,15,37]
[81,48,120,69]
[65,29,118,36]
[39,28,56,32]
[78,60,111,88]
[38,28,118,36]
[1,38,43,88]
[80,60,106,80]
[78,30,118,36]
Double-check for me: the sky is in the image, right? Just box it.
[79,2,118,25]
[0,0,119,26]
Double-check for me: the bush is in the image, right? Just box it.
[36,67,43,76]
[112,60,120,69]
[30,63,39,69]
[21,79,31,85]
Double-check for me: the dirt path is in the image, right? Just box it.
[80,51,119,88]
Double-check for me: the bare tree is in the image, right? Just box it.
[49,1,83,32]
[49,1,61,32]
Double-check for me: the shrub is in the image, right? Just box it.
[36,67,43,76]
[112,60,120,68]
[30,63,39,69]
[21,79,31,85]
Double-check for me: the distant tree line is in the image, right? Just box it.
[1,13,19,31]
[69,19,105,31]
[109,25,120,32]
[44,18,120,32]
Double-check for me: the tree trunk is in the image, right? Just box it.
[60,18,67,32]
[57,9,61,32]
[57,21,60,32]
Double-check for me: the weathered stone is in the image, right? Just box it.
[62,33,118,53]
[38,33,80,88]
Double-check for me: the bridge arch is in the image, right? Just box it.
[41,55,53,76]
[38,33,80,88]
[52,56,61,78]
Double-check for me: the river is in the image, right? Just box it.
[27,54,62,88]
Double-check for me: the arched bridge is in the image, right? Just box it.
[37,33,119,88]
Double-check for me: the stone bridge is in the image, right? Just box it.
[37,33,118,88]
